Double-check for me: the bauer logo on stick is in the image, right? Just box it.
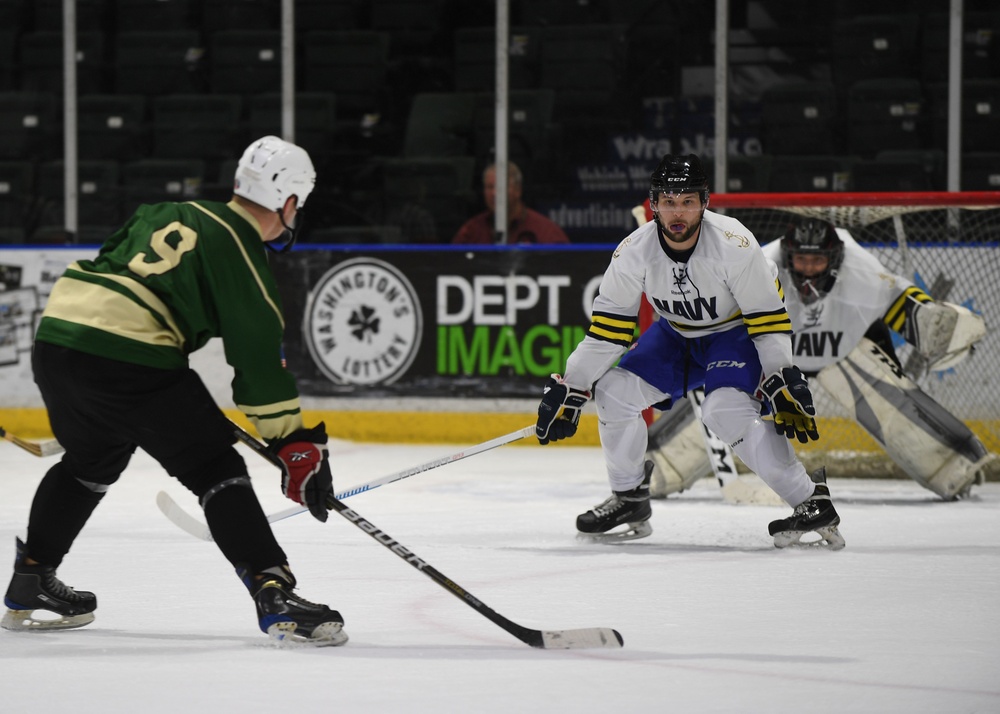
[304,258,423,386]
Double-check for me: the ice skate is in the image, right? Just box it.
[241,565,348,646]
[577,462,653,542]
[2,538,97,632]
[768,468,845,550]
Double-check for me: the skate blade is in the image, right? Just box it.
[1,608,95,632]
[772,524,846,551]
[577,521,652,543]
[266,621,349,647]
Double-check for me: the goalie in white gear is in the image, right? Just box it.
[534,154,844,549]
[645,216,992,500]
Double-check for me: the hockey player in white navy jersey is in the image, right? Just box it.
[534,154,845,549]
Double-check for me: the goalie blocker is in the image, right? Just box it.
[817,337,994,499]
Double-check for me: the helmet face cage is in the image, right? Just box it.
[780,220,844,304]
[233,135,316,213]
[649,153,710,210]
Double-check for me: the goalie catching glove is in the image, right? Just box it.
[269,423,334,522]
[536,374,591,445]
[760,367,819,444]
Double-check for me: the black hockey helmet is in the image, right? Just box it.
[780,219,844,304]
[649,154,710,206]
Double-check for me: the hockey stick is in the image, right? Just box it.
[232,421,623,650]
[157,425,536,542]
[0,426,65,458]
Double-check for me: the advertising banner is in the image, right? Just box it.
[274,246,614,398]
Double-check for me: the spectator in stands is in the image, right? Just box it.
[452,162,570,245]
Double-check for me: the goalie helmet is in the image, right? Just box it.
[233,136,316,212]
[781,219,844,304]
[649,154,710,206]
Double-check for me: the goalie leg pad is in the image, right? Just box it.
[645,400,713,498]
[816,337,993,499]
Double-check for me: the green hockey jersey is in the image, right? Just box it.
[36,199,303,441]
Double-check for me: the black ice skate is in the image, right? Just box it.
[2,537,97,631]
[240,565,348,646]
[577,461,654,542]
[768,467,845,550]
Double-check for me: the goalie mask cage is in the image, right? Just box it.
[712,191,1000,479]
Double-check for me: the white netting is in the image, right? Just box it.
[713,192,1000,478]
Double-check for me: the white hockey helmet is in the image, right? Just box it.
[233,135,316,211]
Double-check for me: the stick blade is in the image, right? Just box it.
[155,491,214,542]
[538,627,624,650]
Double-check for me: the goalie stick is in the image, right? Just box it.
[231,422,624,650]
[0,426,64,458]
[158,425,537,542]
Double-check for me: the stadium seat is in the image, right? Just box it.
[36,160,121,229]
[78,94,150,161]
[120,158,206,212]
[115,31,207,96]
[471,89,558,182]
[961,152,1000,191]
[830,14,920,90]
[31,0,109,32]
[960,79,1000,152]
[209,30,281,94]
[0,92,60,160]
[377,156,477,242]
[296,0,367,31]
[0,160,35,235]
[767,155,851,192]
[875,149,946,191]
[302,31,390,122]
[846,78,925,157]
[402,92,477,158]
[760,81,839,155]
[517,0,612,26]
[921,12,1000,83]
[247,93,337,160]
[0,30,17,92]
[539,24,628,121]
[201,0,279,33]
[114,0,198,31]
[453,26,541,91]
[370,0,448,58]
[850,158,933,191]
[19,32,108,95]
[151,94,243,160]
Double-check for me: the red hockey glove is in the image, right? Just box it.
[269,423,333,522]
[536,374,591,445]
[760,367,820,444]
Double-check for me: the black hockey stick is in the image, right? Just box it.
[232,422,624,650]
[0,426,64,458]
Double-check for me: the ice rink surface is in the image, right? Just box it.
[1,437,998,714]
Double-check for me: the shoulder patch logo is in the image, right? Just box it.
[304,258,423,386]
[724,230,750,248]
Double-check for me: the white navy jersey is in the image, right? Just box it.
[564,209,794,389]
[761,228,928,373]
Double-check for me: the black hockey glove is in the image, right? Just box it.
[760,367,820,444]
[536,374,591,445]
[269,423,334,522]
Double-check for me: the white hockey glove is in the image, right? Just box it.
[760,367,820,444]
[536,374,591,445]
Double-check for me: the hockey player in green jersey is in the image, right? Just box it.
[2,136,346,645]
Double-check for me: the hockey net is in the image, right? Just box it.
[712,191,1000,479]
